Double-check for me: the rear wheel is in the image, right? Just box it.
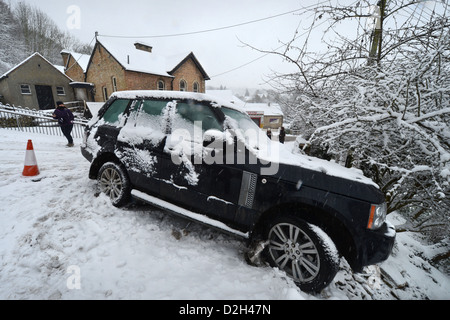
[97,162,131,207]
[264,216,340,293]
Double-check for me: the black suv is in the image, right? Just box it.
[81,90,395,293]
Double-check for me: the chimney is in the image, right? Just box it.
[134,42,153,53]
[60,50,70,69]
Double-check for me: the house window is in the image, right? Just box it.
[112,77,118,92]
[179,80,187,92]
[193,82,199,93]
[20,84,31,95]
[56,86,66,95]
[158,80,165,90]
[102,87,109,101]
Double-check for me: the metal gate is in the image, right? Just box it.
[0,103,88,138]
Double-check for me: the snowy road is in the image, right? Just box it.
[0,129,448,300]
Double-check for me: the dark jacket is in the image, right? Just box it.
[53,107,74,126]
[279,128,286,143]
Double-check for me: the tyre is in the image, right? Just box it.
[97,162,131,207]
[264,216,340,293]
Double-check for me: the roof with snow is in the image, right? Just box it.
[90,37,209,79]
[53,65,66,75]
[243,103,283,116]
[94,37,170,77]
[0,52,73,81]
[61,50,90,73]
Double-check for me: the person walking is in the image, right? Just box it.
[53,101,75,147]
[279,126,286,144]
[266,128,272,140]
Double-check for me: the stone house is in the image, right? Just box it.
[66,36,210,102]
[61,50,90,83]
[60,50,94,103]
[0,53,75,110]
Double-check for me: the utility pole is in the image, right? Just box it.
[368,0,386,65]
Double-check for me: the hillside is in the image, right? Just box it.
[0,0,28,75]
[0,0,92,76]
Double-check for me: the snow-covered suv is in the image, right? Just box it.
[81,90,395,293]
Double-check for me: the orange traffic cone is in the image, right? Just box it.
[22,139,40,177]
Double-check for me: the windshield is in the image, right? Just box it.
[221,107,260,132]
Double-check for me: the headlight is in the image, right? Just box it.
[367,202,387,230]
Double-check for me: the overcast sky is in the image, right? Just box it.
[7,0,325,90]
[6,0,444,90]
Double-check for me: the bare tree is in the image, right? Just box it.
[250,1,450,239]
[0,0,27,74]
[13,2,92,65]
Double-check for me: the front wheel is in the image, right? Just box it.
[97,162,131,207]
[264,216,340,293]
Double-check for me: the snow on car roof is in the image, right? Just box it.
[110,90,246,113]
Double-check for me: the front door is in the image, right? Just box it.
[117,99,169,195]
[159,100,242,224]
[35,85,55,110]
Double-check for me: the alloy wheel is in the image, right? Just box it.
[268,222,320,282]
[99,167,123,201]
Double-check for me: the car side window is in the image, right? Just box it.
[102,99,130,125]
[174,101,222,135]
[119,99,169,146]
[140,100,167,116]
[135,100,168,131]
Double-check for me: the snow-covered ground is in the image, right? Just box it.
[0,129,448,300]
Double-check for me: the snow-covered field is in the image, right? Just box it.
[0,129,448,300]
